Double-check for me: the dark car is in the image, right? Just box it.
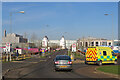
[53,55,72,71]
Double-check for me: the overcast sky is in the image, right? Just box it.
[2,2,118,40]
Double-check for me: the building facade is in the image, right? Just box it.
[77,37,113,50]
[40,36,116,50]
[2,30,28,50]
[60,36,66,49]
[2,32,27,43]
[66,40,77,49]
[42,36,48,48]
[48,40,60,48]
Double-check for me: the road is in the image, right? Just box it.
[4,50,90,79]
[4,49,119,79]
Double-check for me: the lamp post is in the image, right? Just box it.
[9,11,25,61]
[104,13,114,46]
[63,32,69,55]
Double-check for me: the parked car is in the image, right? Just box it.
[53,55,72,71]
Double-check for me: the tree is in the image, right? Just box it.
[23,32,27,38]
[30,32,37,43]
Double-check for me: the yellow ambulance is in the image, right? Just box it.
[85,46,117,66]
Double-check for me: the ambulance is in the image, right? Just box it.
[85,46,117,66]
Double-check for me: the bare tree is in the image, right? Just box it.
[23,32,27,38]
[30,32,37,43]
[49,43,60,49]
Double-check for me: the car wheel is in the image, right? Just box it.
[114,61,117,65]
[54,69,58,72]
[98,61,102,66]
[70,69,73,72]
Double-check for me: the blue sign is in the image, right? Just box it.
[28,47,30,49]
[113,50,120,53]
[42,49,45,53]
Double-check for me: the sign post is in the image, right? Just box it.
[68,46,70,56]
[6,43,11,61]
[9,52,11,61]
[6,43,10,52]
[72,43,76,52]
[6,50,8,61]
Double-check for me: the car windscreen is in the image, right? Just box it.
[56,56,71,61]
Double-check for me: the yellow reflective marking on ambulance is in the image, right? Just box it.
[86,47,97,61]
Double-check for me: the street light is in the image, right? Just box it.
[63,32,69,55]
[18,11,25,13]
[104,13,114,46]
[104,14,109,15]
[10,11,25,33]
[8,11,25,61]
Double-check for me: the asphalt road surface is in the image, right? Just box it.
[4,50,90,79]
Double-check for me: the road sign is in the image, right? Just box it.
[6,43,10,47]
[72,43,76,52]
[28,47,30,49]
[42,49,45,53]
[6,43,10,52]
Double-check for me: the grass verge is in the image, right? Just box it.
[97,65,120,75]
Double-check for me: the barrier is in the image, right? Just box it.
[2,53,32,62]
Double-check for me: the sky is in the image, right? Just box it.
[2,2,118,40]
[2,0,120,2]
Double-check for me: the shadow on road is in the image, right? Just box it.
[86,63,119,66]
[54,70,73,73]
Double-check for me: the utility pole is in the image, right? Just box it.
[68,46,69,56]
[83,36,85,52]
[112,14,114,46]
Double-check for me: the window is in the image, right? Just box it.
[56,56,71,61]
[80,42,82,46]
[102,42,107,46]
[96,42,98,46]
[112,51,116,56]
[109,42,111,46]
[111,51,114,55]
[92,42,94,46]
[103,51,107,56]
[85,42,88,47]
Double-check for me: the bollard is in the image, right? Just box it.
[71,53,74,61]
[6,54,8,61]
[71,54,73,61]
[10,53,11,61]
[24,55,25,59]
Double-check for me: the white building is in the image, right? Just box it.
[60,36,66,49]
[2,30,27,43]
[77,37,113,50]
[114,40,120,46]
[48,40,60,45]
[48,40,60,47]
[40,36,117,50]
[42,36,48,48]
[66,40,77,49]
